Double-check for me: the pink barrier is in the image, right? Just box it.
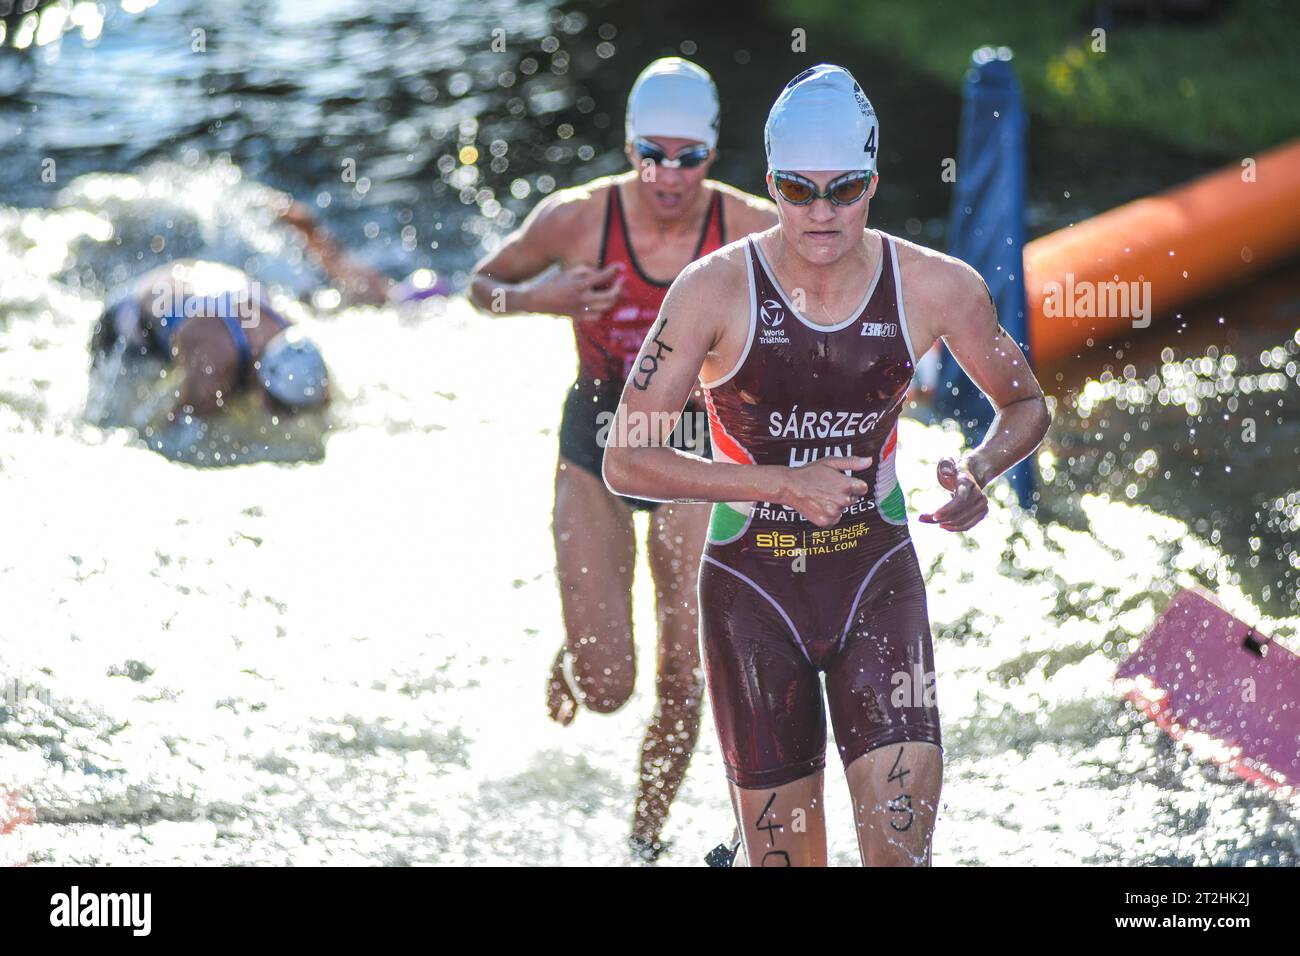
[1116,587,1299,795]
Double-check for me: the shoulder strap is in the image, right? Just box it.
[690,189,723,260]
[597,183,620,267]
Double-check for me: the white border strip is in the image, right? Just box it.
[889,236,919,367]
[751,235,882,334]
[701,553,813,665]
[837,537,913,650]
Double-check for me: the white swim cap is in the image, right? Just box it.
[625,57,720,149]
[765,64,879,173]
[258,328,328,409]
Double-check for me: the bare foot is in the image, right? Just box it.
[546,645,578,726]
[629,833,672,865]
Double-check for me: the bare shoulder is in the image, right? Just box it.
[662,233,755,381]
[891,234,983,293]
[504,173,623,266]
[709,179,779,237]
[890,233,990,327]
[525,174,619,234]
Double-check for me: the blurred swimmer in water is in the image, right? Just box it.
[93,259,327,409]
[274,198,451,306]
[90,196,450,453]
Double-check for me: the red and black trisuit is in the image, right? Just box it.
[558,182,723,509]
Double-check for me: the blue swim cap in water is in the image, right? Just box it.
[257,328,328,409]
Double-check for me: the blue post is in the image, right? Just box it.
[935,46,1037,514]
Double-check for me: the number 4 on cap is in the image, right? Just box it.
[864,127,877,158]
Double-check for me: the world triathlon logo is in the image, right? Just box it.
[759,298,790,345]
[760,299,785,327]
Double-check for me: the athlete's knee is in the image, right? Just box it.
[656,632,702,685]
[654,666,704,714]
[575,670,635,714]
[847,739,941,865]
[580,684,633,714]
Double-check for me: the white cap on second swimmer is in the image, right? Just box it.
[765,64,879,173]
[625,57,720,149]
[258,327,328,409]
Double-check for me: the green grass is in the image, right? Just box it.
[774,0,1300,156]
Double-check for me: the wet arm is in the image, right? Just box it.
[937,268,1052,488]
[466,198,563,315]
[601,262,789,504]
[275,200,390,305]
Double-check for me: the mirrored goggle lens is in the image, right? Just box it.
[637,142,710,168]
[636,142,668,163]
[672,148,711,168]
[774,177,815,203]
[830,176,869,204]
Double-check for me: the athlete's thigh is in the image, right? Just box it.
[698,557,828,790]
[645,502,710,673]
[730,771,828,867]
[552,456,638,694]
[844,741,942,867]
[827,538,943,865]
[824,536,942,773]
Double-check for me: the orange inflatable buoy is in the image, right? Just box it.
[1025,139,1300,365]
